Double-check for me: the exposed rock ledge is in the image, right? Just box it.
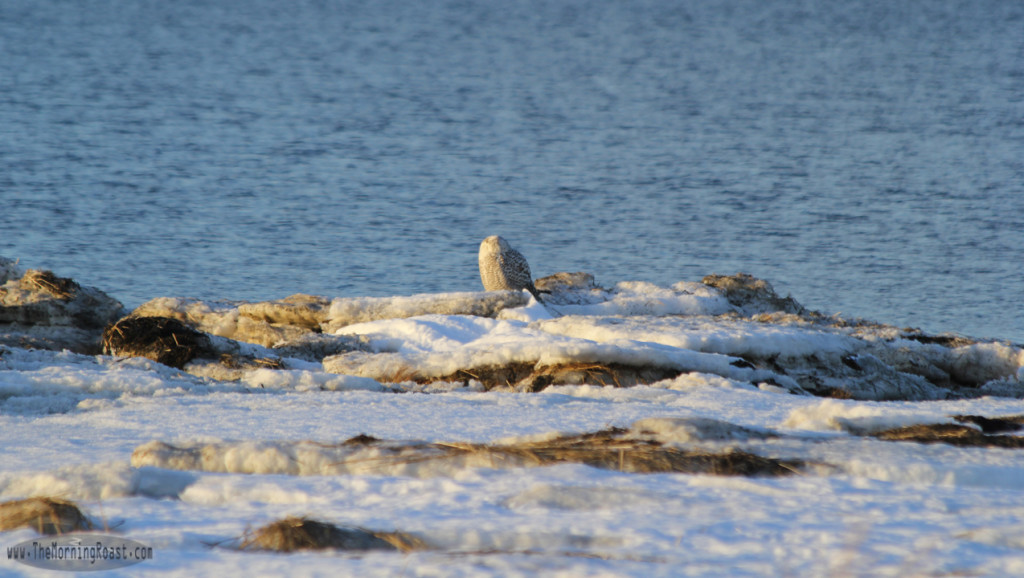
[2,257,1021,401]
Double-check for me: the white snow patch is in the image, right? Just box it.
[329,314,769,384]
[782,399,956,434]
[240,368,383,392]
[536,315,857,359]
[947,342,1024,384]
[630,417,773,443]
[4,278,1024,576]
[0,463,136,501]
[550,280,733,317]
[324,290,528,331]
[495,292,555,322]
[844,459,1024,490]
[0,349,214,401]
[504,484,663,511]
[131,439,541,478]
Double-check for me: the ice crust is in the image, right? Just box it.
[3,266,1024,576]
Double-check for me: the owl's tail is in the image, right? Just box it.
[526,284,548,304]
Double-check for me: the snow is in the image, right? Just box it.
[781,398,957,434]
[541,281,734,318]
[3,278,1024,576]
[327,313,769,386]
[536,314,857,359]
[239,368,383,393]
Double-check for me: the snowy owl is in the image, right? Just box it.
[478,235,543,301]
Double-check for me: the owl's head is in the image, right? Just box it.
[480,235,512,256]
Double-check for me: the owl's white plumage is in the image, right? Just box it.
[479,235,541,300]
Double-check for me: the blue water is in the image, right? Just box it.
[1,0,1022,342]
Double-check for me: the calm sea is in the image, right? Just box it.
[1,0,1022,342]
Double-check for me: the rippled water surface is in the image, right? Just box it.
[1,0,1022,341]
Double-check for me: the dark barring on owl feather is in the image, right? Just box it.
[478,235,545,303]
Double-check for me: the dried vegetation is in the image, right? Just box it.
[0,497,92,535]
[430,428,804,476]
[446,362,684,391]
[134,429,807,478]
[869,415,1024,448]
[102,316,215,369]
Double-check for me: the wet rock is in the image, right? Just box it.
[772,352,946,401]
[535,272,599,293]
[702,273,805,316]
[533,272,612,306]
[865,343,955,387]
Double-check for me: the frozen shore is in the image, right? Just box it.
[2,258,1024,576]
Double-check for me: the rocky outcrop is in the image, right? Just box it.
[0,268,127,354]
[702,272,805,316]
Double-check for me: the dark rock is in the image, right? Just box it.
[870,422,1024,448]
[953,414,1024,434]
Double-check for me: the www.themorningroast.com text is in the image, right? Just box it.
[7,534,152,571]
